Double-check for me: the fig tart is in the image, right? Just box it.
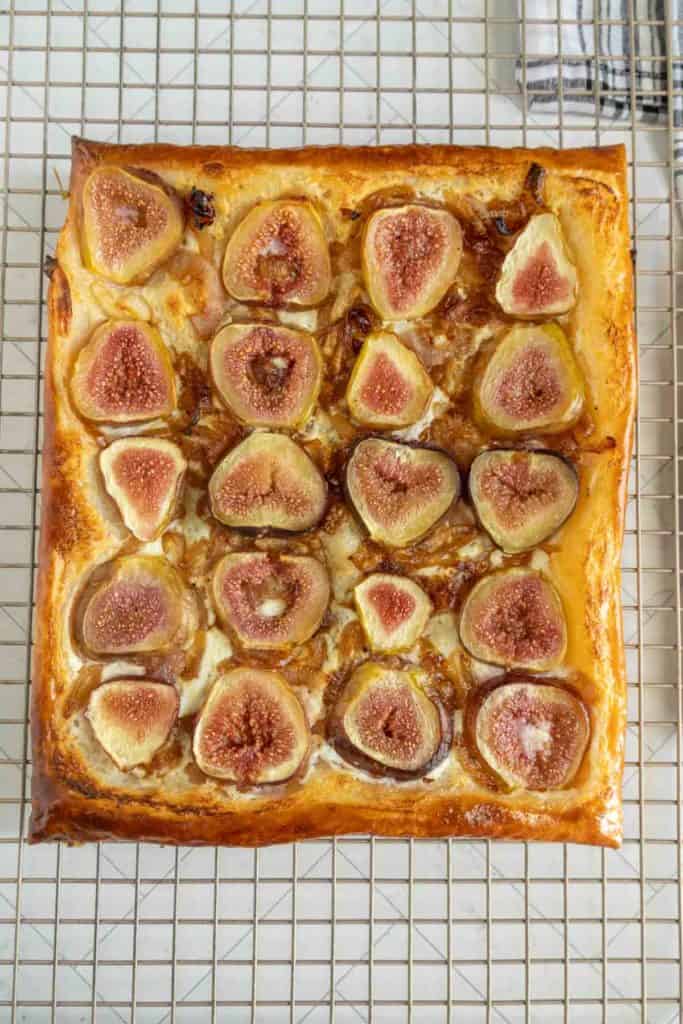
[31,140,635,846]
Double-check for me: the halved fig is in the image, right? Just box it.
[354,574,432,652]
[474,323,584,435]
[474,680,589,790]
[209,432,326,533]
[87,680,179,770]
[469,449,578,553]
[346,332,434,429]
[328,662,449,778]
[362,205,463,320]
[82,166,184,285]
[193,667,309,784]
[81,556,191,657]
[71,320,176,424]
[459,567,566,671]
[223,200,331,307]
[345,438,460,548]
[213,552,330,649]
[210,323,322,428]
[495,212,578,317]
[100,437,187,541]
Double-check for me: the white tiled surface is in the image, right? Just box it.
[0,2,681,1021]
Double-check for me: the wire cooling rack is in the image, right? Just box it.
[0,1,681,1021]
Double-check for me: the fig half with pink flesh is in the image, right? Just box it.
[87,679,179,770]
[223,200,332,307]
[210,323,322,428]
[80,556,193,657]
[474,323,584,435]
[459,567,567,671]
[474,680,589,790]
[345,438,460,548]
[354,574,432,652]
[82,166,184,285]
[328,662,449,778]
[71,319,176,424]
[496,213,578,317]
[213,551,330,649]
[362,204,463,320]
[100,437,187,541]
[346,331,434,429]
[193,667,310,784]
[469,449,578,553]
[209,432,326,533]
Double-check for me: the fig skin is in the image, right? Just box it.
[468,678,590,790]
[459,567,567,672]
[210,323,322,429]
[345,438,461,548]
[223,200,332,307]
[469,448,578,553]
[79,555,195,658]
[346,331,434,429]
[81,166,185,285]
[208,432,327,533]
[474,323,584,436]
[193,667,310,784]
[212,551,330,650]
[100,437,187,542]
[71,319,176,424]
[87,679,179,770]
[362,204,463,320]
[328,662,451,780]
[496,212,578,318]
[354,573,432,653]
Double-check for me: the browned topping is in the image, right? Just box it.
[88,168,169,272]
[471,574,563,664]
[358,352,411,417]
[495,344,561,421]
[43,254,58,279]
[511,242,570,313]
[112,447,177,516]
[85,324,172,417]
[367,581,416,633]
[373,208,447,312]
[186,187,215,229]
[198,679,297,782]
[478,457,560,529]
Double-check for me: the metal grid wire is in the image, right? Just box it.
[0,0,680,1020]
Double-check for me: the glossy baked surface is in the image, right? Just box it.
[31,140,635,847]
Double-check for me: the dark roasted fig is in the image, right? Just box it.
[210,323,322,428]
[87,679,179,770]
[459,567,566,671]
[193,667,309,784]
[345,438,460,548]
[100,437,187,541]
[469,449,578,553]
[328,662,449,778]
[82,166,184,285]
[80,556,193,657]
[223,200,332,307]
[473,680,589,790]
[213,551,330,649]
[354,573,432,652]
[209,432,326,533]
[166,250,226,340]
[496,212,577,317]
[362,204,463,320]
[71,319,176,424]
[474,323,584,435]
[346,331,433,429]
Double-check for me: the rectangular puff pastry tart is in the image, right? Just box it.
[31,139,636,847]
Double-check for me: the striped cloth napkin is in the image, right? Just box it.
[517,0,682,191]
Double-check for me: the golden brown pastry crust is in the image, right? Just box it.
[31,139,635,847]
